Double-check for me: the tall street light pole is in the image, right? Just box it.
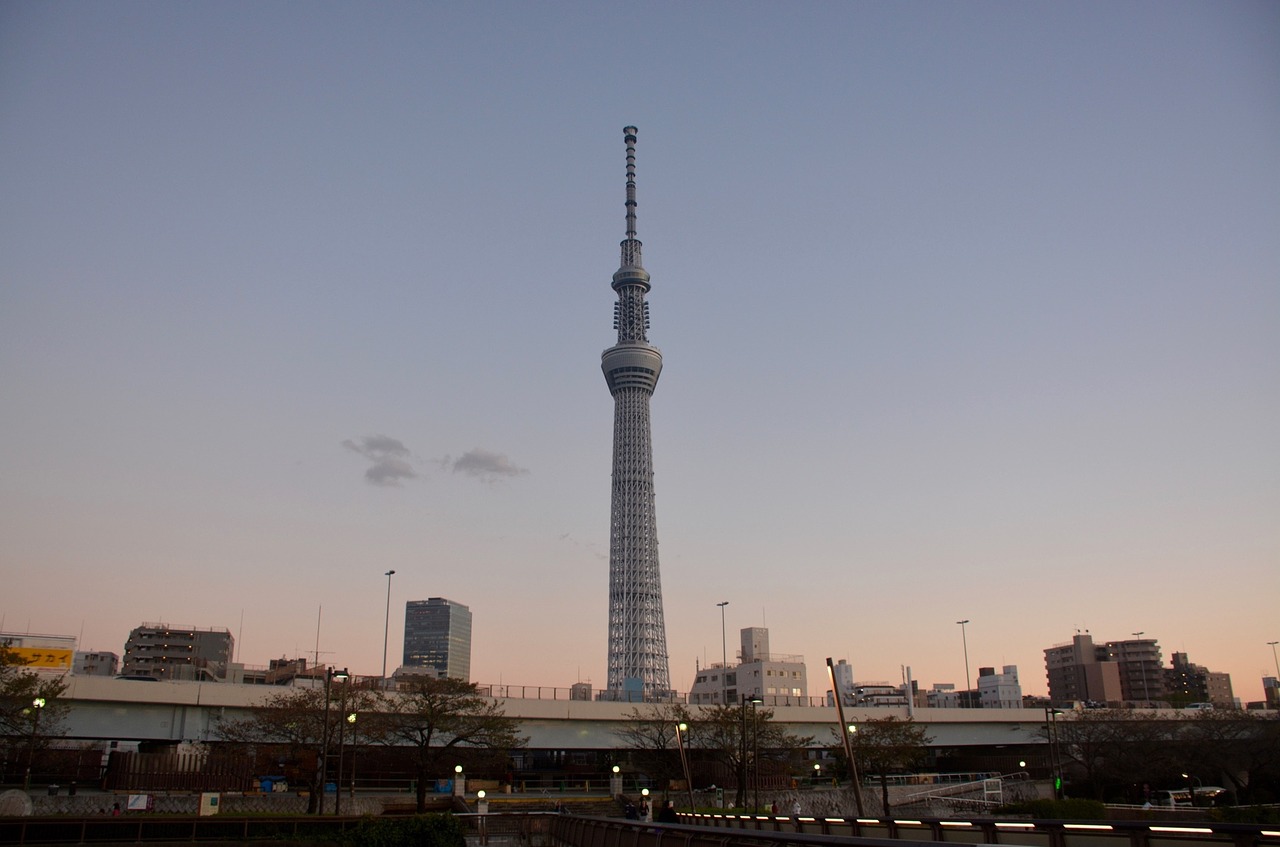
[717,601,729,705]
[319,667,349,815]
[382,570,396,687]
[826,658,865,816]
[1269,642,1280,709]
[956,620,971,707]
[334,676,350,816]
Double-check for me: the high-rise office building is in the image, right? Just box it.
[601,126,670,700]
[402,598,472,681]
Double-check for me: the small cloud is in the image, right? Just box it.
[364,457,417,486]
[448,448,529,481]
[343,435,419,487]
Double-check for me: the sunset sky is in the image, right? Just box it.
[2,2,1277,702]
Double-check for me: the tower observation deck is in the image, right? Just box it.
[601,126,670,700]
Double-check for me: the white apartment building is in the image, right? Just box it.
[977,665,1023,708]
[688,627,809,706]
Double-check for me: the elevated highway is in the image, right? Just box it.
[59,676,1047,750]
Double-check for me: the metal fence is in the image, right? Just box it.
[0,815,364,845]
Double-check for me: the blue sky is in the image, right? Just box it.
[2,1,1277,701]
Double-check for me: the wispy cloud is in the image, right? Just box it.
[447,448,529,482]
[342,435,418,487]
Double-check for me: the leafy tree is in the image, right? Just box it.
[613,702,692,797]
[1,643,69,784]
[0,644,69,736]
[847,715,932,814]
[686,704,814,808]
[364,677,526,812]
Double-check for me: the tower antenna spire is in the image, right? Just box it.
[621,126,643,270]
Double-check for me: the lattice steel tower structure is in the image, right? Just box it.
[601,126,670,699]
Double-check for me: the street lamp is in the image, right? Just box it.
[717,601,729,705]
[346,712,357,802]
[23,696,46,790]
[738,692,762,809]
[825,658,865,816]
[1043,707,1064,799]
[674,721,695,812]
[319,667,349,815]
[750,699,762,813]
[334,677,352,816]
[382,570,396,687]
[1181,772,1202,807]
[956,620,971,707]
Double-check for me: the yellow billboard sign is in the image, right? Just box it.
[11,647,73,669]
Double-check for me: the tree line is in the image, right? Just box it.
[1050,708,1280,804]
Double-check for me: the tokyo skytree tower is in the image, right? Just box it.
[601,126,670,699]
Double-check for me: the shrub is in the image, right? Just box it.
[998,798,1108,820]
[336,813,465,847]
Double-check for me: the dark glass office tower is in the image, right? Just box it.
[403,597,472,680]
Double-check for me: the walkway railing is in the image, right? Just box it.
[678,813,1280,847]
[2,812,1277,847]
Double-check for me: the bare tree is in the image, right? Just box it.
[214,684,379,813]
[214,688,329,812]
[1049,709,1174,801]
[1178,710,1280,803]
[364,677,526,812]
[613,702,692,797]
[847,715,932,814]
[687,704,813,808]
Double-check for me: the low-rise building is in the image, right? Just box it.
[688,627,808,706]
[120,623,234,682]
[73,651,119,677]
[1166,652,1234,707]
[978,665,1023,708]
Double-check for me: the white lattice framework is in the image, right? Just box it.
[601,126,670,698]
